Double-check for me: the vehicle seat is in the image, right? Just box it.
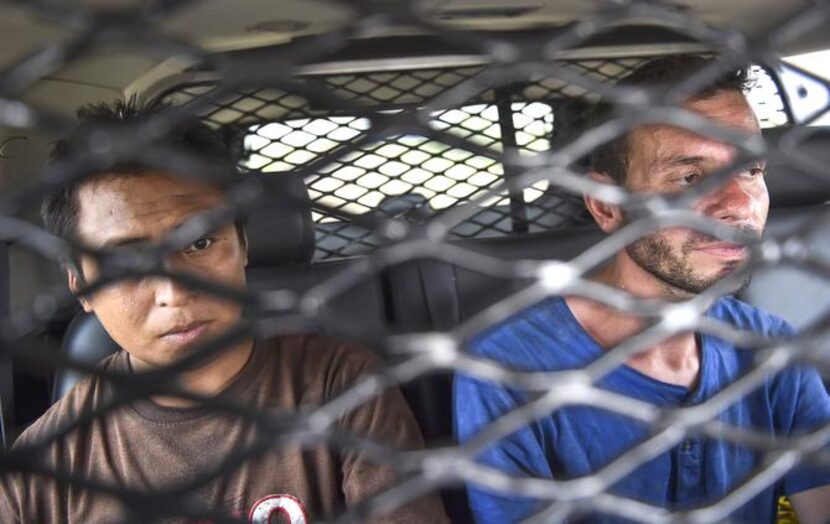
[51,313,120,403]
[736,126,830,334]
[739,204,830,335]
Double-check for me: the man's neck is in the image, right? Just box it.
[131,338,255,408]
[565,255,701,388]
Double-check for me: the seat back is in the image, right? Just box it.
[737,126,830,331]
[52,313,119,403]
[738,204,830,333]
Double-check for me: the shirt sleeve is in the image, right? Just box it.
[0,473,21,523]
[324,339,450,524]
[777,363,830,496]
[759,315,830,496]
[453,369,552,523]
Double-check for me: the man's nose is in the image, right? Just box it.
[700,174,756,225]
[153,275,196,307]
[153,257,196,307]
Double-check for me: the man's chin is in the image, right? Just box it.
[714,263,753,295]
[674,264,752,297]
[649,266,726,297]
[130,343,209,371]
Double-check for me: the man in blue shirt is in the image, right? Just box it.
[454,55,830,523]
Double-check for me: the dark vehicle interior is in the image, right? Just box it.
[0,1,829,522]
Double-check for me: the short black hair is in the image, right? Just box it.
[41,97,243,255]
[589,55,753,185]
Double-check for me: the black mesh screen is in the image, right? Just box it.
[162,62,790,260]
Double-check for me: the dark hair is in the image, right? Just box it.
[589,55,753,184]
[41,97,244,263]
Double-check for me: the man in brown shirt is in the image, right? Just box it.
[0,100,448,523]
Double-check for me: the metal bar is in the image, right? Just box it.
[495,85,529,234]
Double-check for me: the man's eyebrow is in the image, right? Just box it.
[98,215,229,248]
[101,235,152,248]
[661,155,705,168]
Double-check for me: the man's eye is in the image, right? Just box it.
[677,173,701,186]
[183,237,215,254]
[747,167,765,178]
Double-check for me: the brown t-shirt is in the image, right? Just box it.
[0,335,448,523]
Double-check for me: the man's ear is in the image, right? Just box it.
[584,171,624,233]
[67,268,93,313]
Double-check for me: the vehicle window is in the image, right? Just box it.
[778,57,830,125]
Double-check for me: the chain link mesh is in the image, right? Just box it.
[1,0,829,523]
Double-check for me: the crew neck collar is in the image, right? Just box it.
[120,339,268,424]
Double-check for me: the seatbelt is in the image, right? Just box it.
[417,260,462,331]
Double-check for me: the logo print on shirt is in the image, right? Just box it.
[249,494,308,524]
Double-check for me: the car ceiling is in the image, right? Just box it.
[0,0,826,116]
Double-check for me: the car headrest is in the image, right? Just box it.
[762,125,830,208]
[52,312,120,403]
[242,172,315,267]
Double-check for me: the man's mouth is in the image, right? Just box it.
[695,242,747,259]
[160,321,211,345]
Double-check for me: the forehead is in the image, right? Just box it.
[74,171,226,246]
[627,90,761,174]
[682,90,760,133]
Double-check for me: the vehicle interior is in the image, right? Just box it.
[0,1,829,522]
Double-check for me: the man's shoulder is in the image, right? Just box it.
[264,333,382,393]
[471,295,564,340]
[710,298,826,419]
[710,296,795,338]
[270,333,379,366]
[464,296,590,371]
[13,352,124,448]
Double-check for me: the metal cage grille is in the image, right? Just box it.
[162,62,789,260]
[0,1,828,523]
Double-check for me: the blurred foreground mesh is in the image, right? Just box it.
[0,0,829,523]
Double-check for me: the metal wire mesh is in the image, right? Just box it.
[0,0,829,523]
[160,62,791,260]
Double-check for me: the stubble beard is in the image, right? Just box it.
[625,230,753,298]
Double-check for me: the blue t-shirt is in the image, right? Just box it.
[454,296,830,523]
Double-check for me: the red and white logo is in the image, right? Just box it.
[249,494,308,524]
